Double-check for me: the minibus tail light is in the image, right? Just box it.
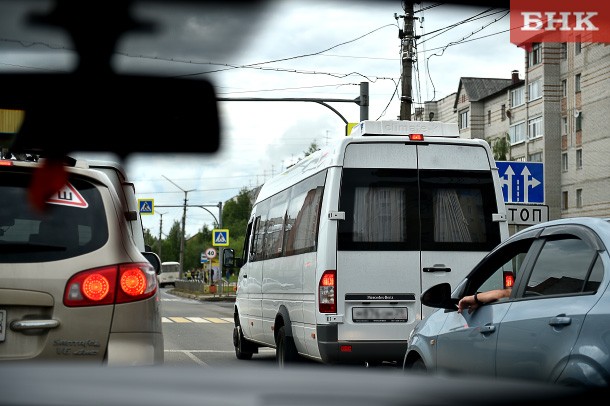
[409,133,424,141]
[319,270,336,313]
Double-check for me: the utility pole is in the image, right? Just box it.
[398,2,416,120]
[217,201,223,295]
[162,175,194,279]
[157,211,167,261]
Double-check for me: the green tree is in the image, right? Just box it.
[143,228,157,251]
[149,188,254,273]
[181,188,253,273]
[184,224,212,271]
[221,187,253,256]
[304,141,320,157]
[490,133,511,161]
[222,187,252,247]
[162,220,182,263]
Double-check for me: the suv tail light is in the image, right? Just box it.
[64,262,158,307]
[319,270,336,313]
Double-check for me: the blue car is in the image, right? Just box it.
[403,217,610,387]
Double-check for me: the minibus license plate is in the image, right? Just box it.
[352,307,407,323]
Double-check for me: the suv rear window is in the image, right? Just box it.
[0,173,109,263]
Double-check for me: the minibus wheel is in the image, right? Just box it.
[233,325,253,360]
[276,326,299,367]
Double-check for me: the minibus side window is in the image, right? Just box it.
[264,189,290,259]
[284,171,326,256]
[252,200,269,262]
[242,221,253,264]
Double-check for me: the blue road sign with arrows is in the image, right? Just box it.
[496,161,544,203]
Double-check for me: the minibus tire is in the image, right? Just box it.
[276,326,298,367]
[233,325,253,360]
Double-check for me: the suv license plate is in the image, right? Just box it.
[0,310,6,342]
[352,307,407,323]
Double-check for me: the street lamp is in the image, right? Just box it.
[196,205,219,227]
[162,175,194,278]
[156,211,167,260]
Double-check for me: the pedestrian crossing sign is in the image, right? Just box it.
[138,199,154,215]
[212,229,229,247]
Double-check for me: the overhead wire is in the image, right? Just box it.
[423,8,510,101]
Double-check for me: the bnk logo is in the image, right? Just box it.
[522,12,598,32]
[510,0,610,49]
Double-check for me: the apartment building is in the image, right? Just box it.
[425,41,610,222]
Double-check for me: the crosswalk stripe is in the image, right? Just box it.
[161,317,233,324]
[206,317,230,324]
[168,317,191,323]
[186,317,210,323]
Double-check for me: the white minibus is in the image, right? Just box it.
[232,120,509,366]
[158,261,180,287]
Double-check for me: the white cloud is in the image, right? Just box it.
[129,1,524,239]
[0,0,525,242]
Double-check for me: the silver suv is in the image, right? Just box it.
[0,155,163,365]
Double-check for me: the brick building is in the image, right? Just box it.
[424,41,610,222]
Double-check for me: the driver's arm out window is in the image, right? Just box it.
[476,238,534,295]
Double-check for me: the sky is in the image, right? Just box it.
[0,0,525,241]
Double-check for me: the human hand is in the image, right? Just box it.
[457,295,479,314]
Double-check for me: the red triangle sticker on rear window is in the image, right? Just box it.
[46,182,89,208]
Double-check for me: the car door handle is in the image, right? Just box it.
[423,266,451,273]
[242,274,248,278]
[480,324,496,334]
[549,315,571,327]
[11,319,60,332]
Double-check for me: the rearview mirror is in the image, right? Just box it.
[223,248,244,268]
[0,74,219,158]
[223,248,235,268]
[421,283,458,310]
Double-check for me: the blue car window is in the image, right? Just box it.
[584,255,603,293]
[525,237,598,296]
[470,237,535,295]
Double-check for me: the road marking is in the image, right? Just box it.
[164,349,275,354]
[162,317,233,324]
[186,317,210,323]
[206,317,230,324]
[184,351,208,366]
[166,317,191,323]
